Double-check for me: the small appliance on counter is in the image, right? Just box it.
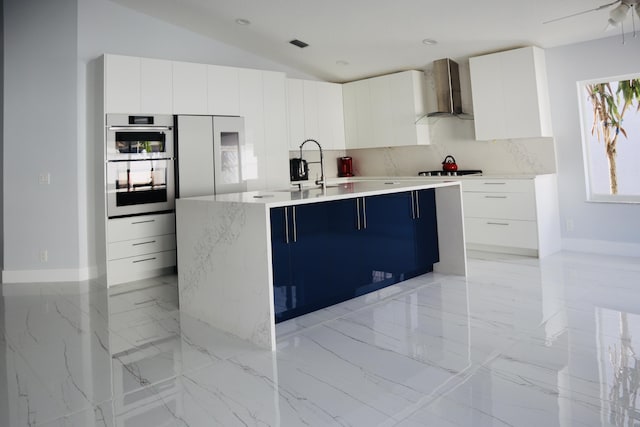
[338,156,354,177]
[290,158,309,181]
[442,155,458,172]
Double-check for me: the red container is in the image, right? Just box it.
[442,155,458,172]
[338,156,354,177]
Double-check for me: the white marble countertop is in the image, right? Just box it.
[179,179,462,208]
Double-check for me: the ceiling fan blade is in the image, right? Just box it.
[543,0,621,24]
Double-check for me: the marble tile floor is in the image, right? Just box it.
[1,250,640,426]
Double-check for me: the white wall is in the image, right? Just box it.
[546,35,640,256]
[2,0,316,282]
[3,0,80,280]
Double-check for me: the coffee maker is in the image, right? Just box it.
[338,157,354,177]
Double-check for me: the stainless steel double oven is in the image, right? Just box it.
[106,114,175,218]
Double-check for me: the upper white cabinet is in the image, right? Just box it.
[104,54,141,114]
[207,65,240,116]
[172,61,208,114]
[104,54,172,114]
[262,71,289,189]
[140,57,173,114]
[469,46,553,141]
[286,79,346,151]
[342,70,429,148]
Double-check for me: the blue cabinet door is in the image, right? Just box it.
[360,192,417,284]
[413,189,440,268]
[270,190,440,323]
[270,207,294,319]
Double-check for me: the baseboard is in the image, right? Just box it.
[1,266,97,284]
[562,238,640,258]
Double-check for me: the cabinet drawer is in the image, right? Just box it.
[462,179,533,193]
[108,234,176,261]
[107,250,176,284]
[108,213,175,243]
[464,218,538,249]
[463,192,536,221]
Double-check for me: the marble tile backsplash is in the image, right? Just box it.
[347,118,557,177]
[290,119,557,179]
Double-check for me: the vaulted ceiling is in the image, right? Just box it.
[110,0,637,82]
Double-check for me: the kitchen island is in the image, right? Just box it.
[176,180,466,350]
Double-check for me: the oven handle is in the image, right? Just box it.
[108,126,172,131]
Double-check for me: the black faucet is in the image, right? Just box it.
[299,139,326,191]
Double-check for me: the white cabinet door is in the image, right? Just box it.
[302,81,320,142]
[238,68,266,191]
[263,71,289,189]
[343,70,427,148]
[469,53,505,140]
[175,115,215,198]
[317,82,346,150]
[286,79,306,150]
[104,54,141,114]
[342,82,359,149]
[288,79,346,151]
[172,61,207,114]
[140,57,172,114]
[391,71,425,146]
[470,46,552,140]
[353,79,374,149]
[370,76,393,147]
[208,65,240,115]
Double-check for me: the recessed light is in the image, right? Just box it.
[235,18,251,26]
[336,60,349,66]
[422,38,438,45]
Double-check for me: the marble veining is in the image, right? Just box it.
[2,251,640,426]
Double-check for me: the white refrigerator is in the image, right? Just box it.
[175,115,248,197]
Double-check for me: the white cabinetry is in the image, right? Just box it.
[469,46,552,140]
[104,54,172,114]
[140,57,173,113]
[286,79,346,150]
[172,61,208,114]
[262,71,289,189]
[342,70,428,148]
[207,65,240,115]
[107,213,176,286]
[104,54,141,114]
[462,175,561,257]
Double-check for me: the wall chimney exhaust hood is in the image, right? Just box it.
[417,58,472,122]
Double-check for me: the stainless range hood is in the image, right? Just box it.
[427,58,464,117]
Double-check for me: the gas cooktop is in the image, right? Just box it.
[418,170,482,177]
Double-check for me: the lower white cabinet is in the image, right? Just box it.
[107,212,176,286]
[461,175,561,257]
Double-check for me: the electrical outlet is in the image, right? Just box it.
[38,173,50,185]
[39,250,48,263]
[565,219,574,232]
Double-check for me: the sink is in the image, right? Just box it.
[275,185,340,192]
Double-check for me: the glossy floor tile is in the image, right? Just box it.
[1,251,640,426]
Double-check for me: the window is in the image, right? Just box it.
[578,74,640,203]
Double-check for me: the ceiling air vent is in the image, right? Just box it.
[289,39,309,48]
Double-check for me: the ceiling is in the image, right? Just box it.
[109,0,637,82]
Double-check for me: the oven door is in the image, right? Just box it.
[106,114,174,161]
[107,159,175,218]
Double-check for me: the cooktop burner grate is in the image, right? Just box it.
[418,170,483,177]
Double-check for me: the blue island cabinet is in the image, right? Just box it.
[270,189,439,323]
